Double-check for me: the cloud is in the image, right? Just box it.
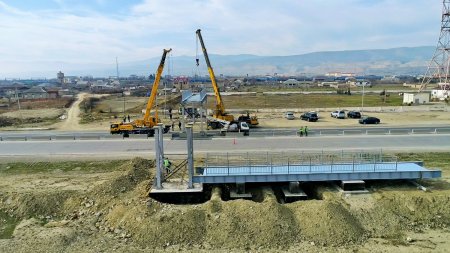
[0,0,443,77]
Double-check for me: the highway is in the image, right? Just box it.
[1,134,449,161]
[1,126,450,140]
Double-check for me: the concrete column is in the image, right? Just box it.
[154,126,162,189]
[157,123,164,162]
[181,107,185,132]
[289,182,300,193]
[186,124,194,189]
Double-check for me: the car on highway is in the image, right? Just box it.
[331,110,346,119]
[300,112,318,122]
[285,111,295,120]
[359,116,380,124]
[347,111,361,118]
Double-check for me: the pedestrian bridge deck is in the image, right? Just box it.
[192,151,441,184]
[193,162,441,183]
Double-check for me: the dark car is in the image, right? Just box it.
[300,112,318,122]
[347,111,361,118]
[359,116,380,124]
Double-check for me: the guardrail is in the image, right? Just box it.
[250,127,450,137]
[1,127,450,141]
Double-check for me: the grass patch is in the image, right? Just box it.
[0,210,18,239]
[396,152,450,170]
[0,160,128,175]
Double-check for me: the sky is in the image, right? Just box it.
[0,0,443,78]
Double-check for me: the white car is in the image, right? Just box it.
[331,110,346,119]
[285,112,295,120]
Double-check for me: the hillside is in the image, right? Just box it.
[103,46,435,77]
[6,46,435,78]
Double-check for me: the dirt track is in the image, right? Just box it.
[55,93,86,131]
[53,93,110,131]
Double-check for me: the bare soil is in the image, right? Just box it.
[0,157,449,252]
[258,111,450,128]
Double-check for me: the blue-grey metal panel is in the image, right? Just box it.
[193,161,441,184]
[193,170,441,184]
[202,162,428,176]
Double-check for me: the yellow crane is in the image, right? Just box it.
[196,29,258,128]
[110,48,172,137]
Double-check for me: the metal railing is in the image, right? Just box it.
[1,127,449,141]
[203,150,402,175]
[249,127,450,137]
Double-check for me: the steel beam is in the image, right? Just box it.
[154,126,162,189]
[193,170,441,184]
[186,124,194,188]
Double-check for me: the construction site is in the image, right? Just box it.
[2,2,450,253]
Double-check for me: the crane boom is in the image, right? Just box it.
[109,48,172,137]
[196,29,228,118]
[143,48,172,123]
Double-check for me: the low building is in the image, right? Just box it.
[403,93,430,105]
[21,86,49,99]
[403,83,422,89]
[283,79,300,86]
[45,88,60,99]
[330,83,350,89]
[76,80,91,89]
[349,80,372,87]
[318,81,338,87]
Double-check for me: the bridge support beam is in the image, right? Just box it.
[282,181,307,201]
[340,180,366,192]
[230,183,252,199]
[154,126,163,189]
[186,124,194,189]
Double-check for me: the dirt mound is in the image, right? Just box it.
[289,199,366,246]
[92,157,154,196]
[1,191,75,218]
[204,187,299,250]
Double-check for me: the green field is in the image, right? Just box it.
[84,93,402,122]
[211,93,403,109]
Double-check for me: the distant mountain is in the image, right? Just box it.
[116,46,435,77]
[6,46,435,78]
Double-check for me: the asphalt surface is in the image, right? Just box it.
[1,126,450,139]
[1,134,449,161]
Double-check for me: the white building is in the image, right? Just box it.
[325,72,355,78]
[403,93,430,105]
[283,79,300,86]
[431,89,449,100]
[349,80,371,87]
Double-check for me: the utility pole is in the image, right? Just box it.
[15,86,21,110]
[361,83,365,115]
[116,57,120,80]
[117,57,125,119]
